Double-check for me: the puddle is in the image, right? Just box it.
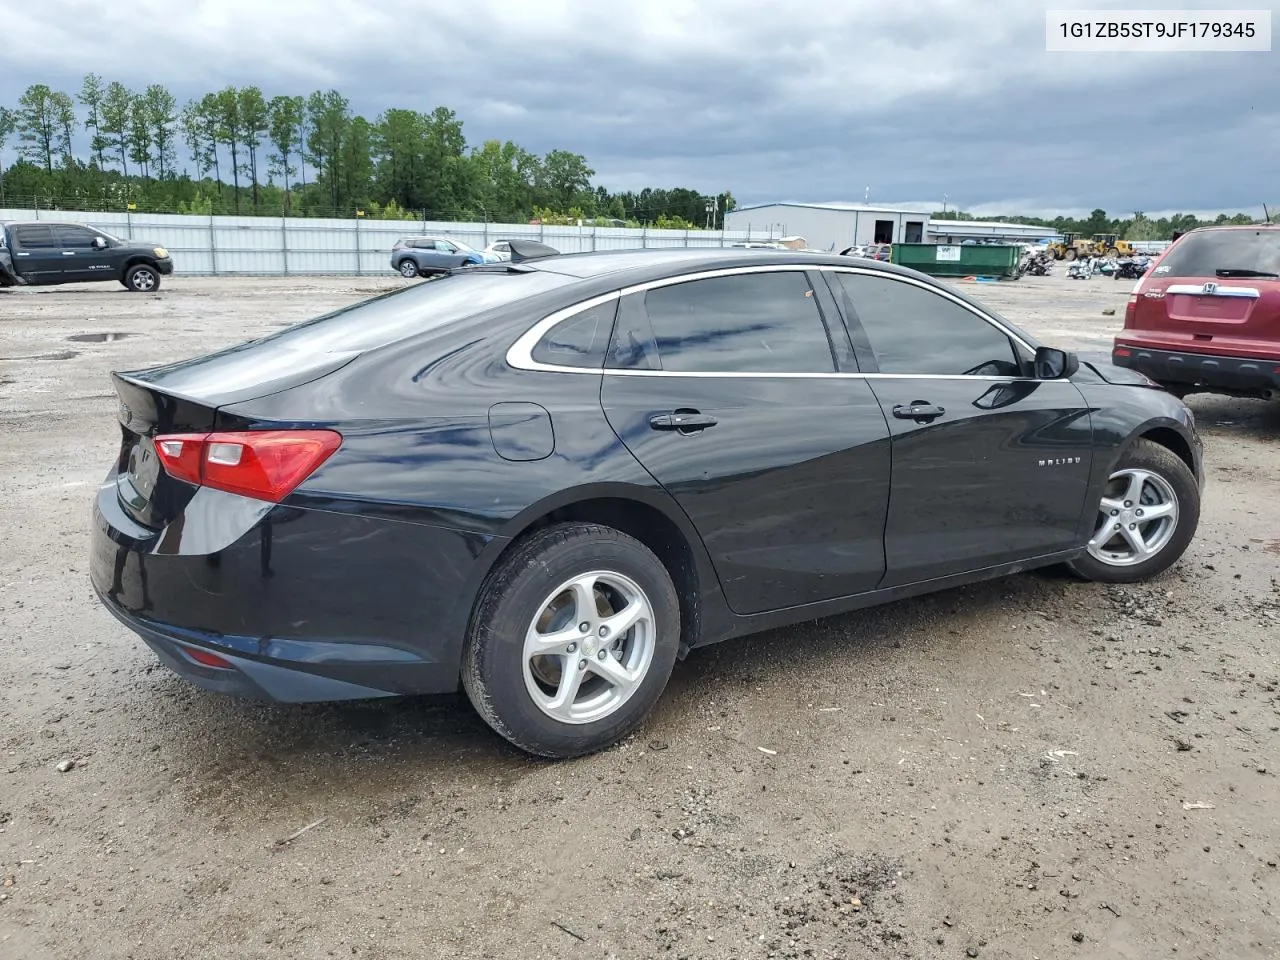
[67,332,138,343]
[0,350,80,361]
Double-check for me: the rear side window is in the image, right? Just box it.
[637,271,835,373]
[532,299,617,368]
[14,225,57,248]
[1157,229,1280,278]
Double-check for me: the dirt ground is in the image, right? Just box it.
[1,269,1278,960]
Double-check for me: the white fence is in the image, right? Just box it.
[0,208,776,276]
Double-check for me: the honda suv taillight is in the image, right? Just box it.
[153,430,342,502]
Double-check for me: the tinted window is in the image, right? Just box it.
[834,273,1019,376]
[56,225,98,248]
[14,225,57,248]
[135,271,574,398]
[1157,229,1280,278]
[532,300,617,368]
[640,271,834,373]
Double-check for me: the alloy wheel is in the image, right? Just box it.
[522,570,655,725]
[1086,468,1179,567]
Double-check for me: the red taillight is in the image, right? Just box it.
[152,430,342,502]
[1114,347,1132,357]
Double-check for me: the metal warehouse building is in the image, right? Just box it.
[724,202,930,251]
[927,219,1059,244]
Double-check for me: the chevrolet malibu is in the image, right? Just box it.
[92,245,1204,758]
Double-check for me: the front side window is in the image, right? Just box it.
[531,299,617,368]
[435,240,458,253]
[637,271,835,373]
[833,273,1020,377]
[56,225,99,248]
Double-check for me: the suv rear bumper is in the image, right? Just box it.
[1113,343,1280,396]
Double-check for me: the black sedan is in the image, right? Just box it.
[91,245,1203,758]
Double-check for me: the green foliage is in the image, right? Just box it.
[1,76,737,224]
[931,206,1265,242]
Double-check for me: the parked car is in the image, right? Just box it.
[483,240,514,261]
[0,220,173,291]
[865,243,892,261]
[1111,224,1280,400]
[839,244,870,258]
[390,236,489,277]
[91,247,1202,758]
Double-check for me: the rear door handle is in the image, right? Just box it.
[892,402,946,421]
[650,411,718,432]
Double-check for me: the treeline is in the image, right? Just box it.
[934,207,1263,242]
[0,77,736,227]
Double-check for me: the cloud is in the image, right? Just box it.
[2,0,1275,216]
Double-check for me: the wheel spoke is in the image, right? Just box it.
[1123,470,1148,506]
[1140,501,1175,521]
[567,575,599,624]
[590,653,641,694]
[599,596,647,639]
[527,624,582,656]
[545,660,586,720]
[1119,523,1151,558]
[1099,497,1125,515]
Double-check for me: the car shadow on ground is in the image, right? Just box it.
[124,566,1084,815]
[1187,394,1280,443]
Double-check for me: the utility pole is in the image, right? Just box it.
[942,193,948,216]
[864,186,870,204]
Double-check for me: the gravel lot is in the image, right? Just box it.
[2,270,1279,960]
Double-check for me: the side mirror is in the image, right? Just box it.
[92,236,107,249]
[1034,346,1079,380]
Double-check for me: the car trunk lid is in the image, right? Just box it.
[1128,228,1280,352]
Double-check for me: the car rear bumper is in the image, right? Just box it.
[1113,343,1280,395]
[90,473,499,702]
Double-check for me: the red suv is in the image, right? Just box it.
[1112,225,1280,400]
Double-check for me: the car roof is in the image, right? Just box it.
[521,247,917,283]
[1183,223,1280,233]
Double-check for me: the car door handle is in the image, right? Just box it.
[650,411,718,431]
[892,402,946,421]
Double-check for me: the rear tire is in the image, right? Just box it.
[1067,439,1199,584]
[461,523,681,759]
[123,263,160,292]
[397,259,419,278]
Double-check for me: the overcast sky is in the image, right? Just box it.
[2,0,1276,218]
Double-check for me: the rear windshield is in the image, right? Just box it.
[1158,229,1280,278]
[131,270,573,398]
[244,270,571,354]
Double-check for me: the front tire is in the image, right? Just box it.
[462,523,681,759]
[1067,439,1199,584]
[123,263,160,292]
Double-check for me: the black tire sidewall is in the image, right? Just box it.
[398,259,417,277]
[125,265,157,291]
[1070,439,1200,583]
[464,525,681,758]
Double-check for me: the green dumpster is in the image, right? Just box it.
[890,243,1021,279]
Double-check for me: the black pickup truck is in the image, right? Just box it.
[0,220,174,292]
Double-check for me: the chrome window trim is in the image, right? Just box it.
[505,263,1049,380]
